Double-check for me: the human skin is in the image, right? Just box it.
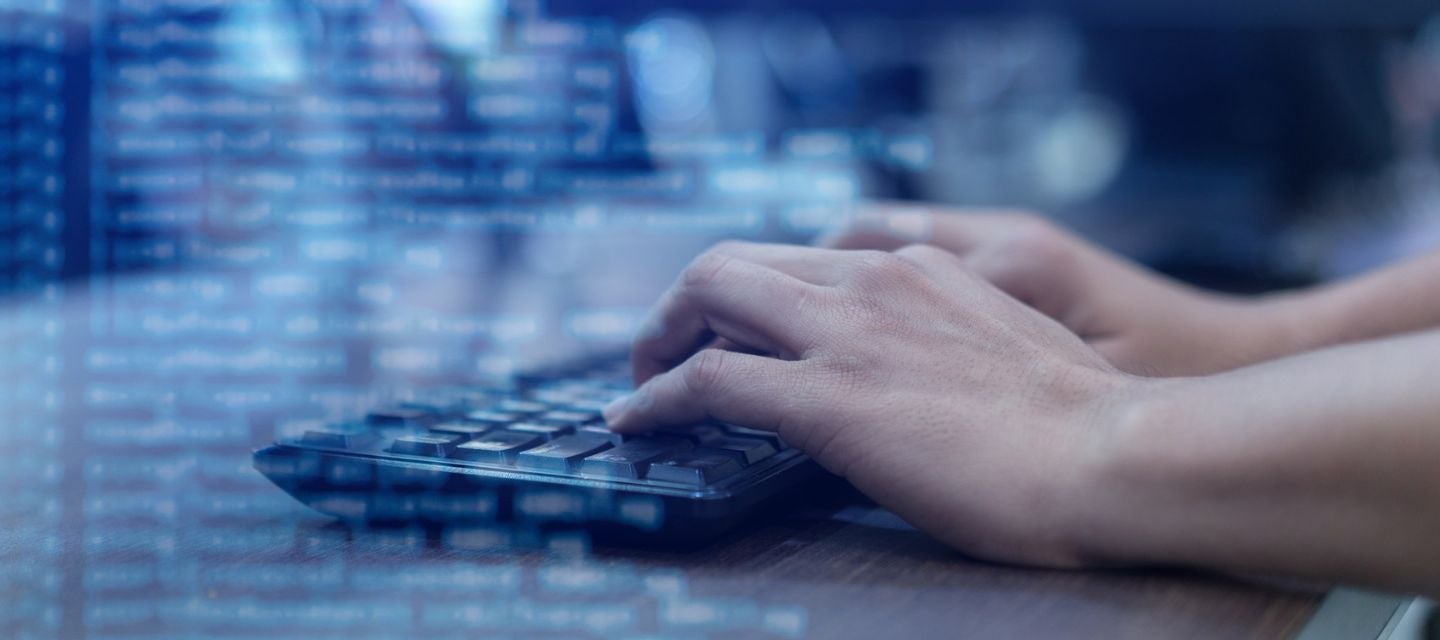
[818,202,1440,376]
[603,236,1440,598]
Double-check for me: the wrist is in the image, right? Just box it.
[1059,373,1197,568]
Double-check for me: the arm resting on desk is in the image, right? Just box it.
[1078,329,1440,597]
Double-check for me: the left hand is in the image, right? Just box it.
[817,203,1309,376]
[604,241,1144,566]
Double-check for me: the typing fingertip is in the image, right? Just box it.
[602,394,631,430]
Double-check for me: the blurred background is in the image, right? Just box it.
[2,1,1438,302]
[3,2,1440,637]
[1,0,1438,395]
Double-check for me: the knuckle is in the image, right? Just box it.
[837,250,935,331]
[894,243,955,267]
[852,249,921,285]
[968,215,1074,290]
[682,249,736,290]
[788,280,832,317]
[681,348,730,395]
[1003,219,1075,273]
[1006,215,1065,255]
[782,286,844,361]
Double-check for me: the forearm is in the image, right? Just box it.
[1274,249,1440,352]
[1074,329,1440,596]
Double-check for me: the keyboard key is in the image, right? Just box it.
[509,421,573,440]
[388,433,462,457]
[566,398,614,412]
[259,354,823,541]
[420,387,503,411]
[530,388,585,404]
[720,424,787,449]
[464,409,522,426]
[398,400,452,415]
[534,409,600,427]
[429,421,495,437]
[700,436,778,466]
[495,399,550,415]
[576,424,635,444]
[646,453,742,486]
[367,407,439,427]
[516,436,612,473]
[453,431,543,464]
[660,423,727,445]
[301,425,376,449]
[579,438,688,479]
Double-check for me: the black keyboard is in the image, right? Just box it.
[253,357,823,546]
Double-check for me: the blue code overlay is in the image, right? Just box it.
[0,0,960,637]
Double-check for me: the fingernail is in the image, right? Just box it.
[602,394,630,428]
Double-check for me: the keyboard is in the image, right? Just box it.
[253,356,823,546]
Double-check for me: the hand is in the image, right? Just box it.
[818,203,1306,376]
[604,241,1141,566]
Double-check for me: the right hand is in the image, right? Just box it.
[818,202,1307,376]
[607,241,1139,566]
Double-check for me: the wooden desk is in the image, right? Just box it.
[601,490,1330,639]
[0,274,1407,639]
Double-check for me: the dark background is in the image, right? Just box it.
[3,0,1439,293]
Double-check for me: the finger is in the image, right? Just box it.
[892,243,1020,312]
[816,202,935,251]
[956,230,1081,316]
[606,349,800,434]
[818,201,1034,256]
[858,210,1078,313]
[705,336,766,356]
[631,250,828,385]
[893,243,970,285]
[703,241,849,286]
